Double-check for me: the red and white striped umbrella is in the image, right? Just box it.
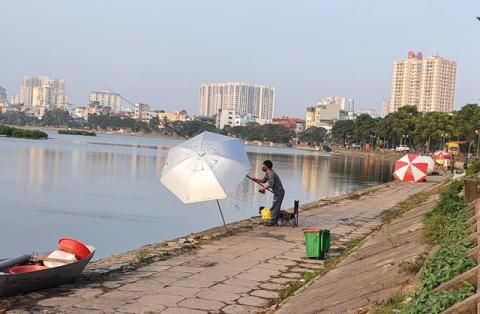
[393,154,428,182]
[432,150,452,160]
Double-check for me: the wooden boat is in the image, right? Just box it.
[0,246,95,297]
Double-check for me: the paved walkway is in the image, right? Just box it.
[9,178,443,313]
[277,195,438,313]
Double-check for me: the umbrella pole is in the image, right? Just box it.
[216,200,228,233]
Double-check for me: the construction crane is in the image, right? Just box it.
[103,87,136,111]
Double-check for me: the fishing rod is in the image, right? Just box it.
[246,175,274,194]
[160,119,189,139]
[104,86,190,140]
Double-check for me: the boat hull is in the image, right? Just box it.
[0,248,95,297]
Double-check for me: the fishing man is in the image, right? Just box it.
[251,160,285,227]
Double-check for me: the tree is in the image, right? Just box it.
[228,123,293,144]
[169,120,218,138]
[454,104,480,154]
[298,127,327,146]
[0,111,27,125]
[388,105,419,147]
[414,112,455,152]
[352,114,378,145]
[149,116,160,131]
[42,109,74,127]
[331,120,355,145]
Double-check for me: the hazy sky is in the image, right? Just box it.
[1,0,479,117]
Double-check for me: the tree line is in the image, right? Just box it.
[0,109,307,144]
[331,104,480,154]
[2,104,478,151]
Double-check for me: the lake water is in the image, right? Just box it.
[0,132,395,259]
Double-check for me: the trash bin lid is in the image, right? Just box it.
[303,229,322,234]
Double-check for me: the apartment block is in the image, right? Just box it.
[88,90,122,113]
[390,51,457,113]
[199,82,275,120]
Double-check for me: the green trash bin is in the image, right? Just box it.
[304,229,331,259]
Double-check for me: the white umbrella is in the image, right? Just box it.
[160,131,251,231]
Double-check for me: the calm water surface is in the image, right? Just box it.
[0,133,395,259]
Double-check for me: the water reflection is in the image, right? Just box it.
[0,135,395,259]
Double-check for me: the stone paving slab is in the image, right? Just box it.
[5,177,444,313]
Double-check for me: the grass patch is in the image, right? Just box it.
[376,181,476,314]
[346,193,361,200]
[0,125,48,139]
[466,159,480,177]
[136,250,154,264]
[422,181,467,246]
[58,129,96,136]
[381,183,448,224]
[373,294,406,314]
[398,254,427,275]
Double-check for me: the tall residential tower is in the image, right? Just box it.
[19,76,68,109]
[199,82,275,120]
[390,51,457,113]
[88,90,122,113]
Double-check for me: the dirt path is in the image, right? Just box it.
[7,177,444,314]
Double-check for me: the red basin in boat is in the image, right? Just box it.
[58,238,90,260]
[9,265,48,275]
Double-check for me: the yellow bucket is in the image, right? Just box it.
[261,207,272,221]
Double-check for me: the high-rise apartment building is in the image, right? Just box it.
[382,98,391,117]
[88,90,122,113]
[0,86,6,104]
[199,82,275,120]
[390,51,457,113]
[19,76,68,109]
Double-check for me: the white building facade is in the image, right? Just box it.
[0,86,6,104]
[305,96,355,130]
[88,90,122,113]
[358,108,379,118]
[19,76,68,109]
[199,82,275,121]
[390,51,457,113]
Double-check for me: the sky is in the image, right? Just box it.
[1,0,479,117]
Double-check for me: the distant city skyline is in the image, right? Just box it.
[1,1,479,117]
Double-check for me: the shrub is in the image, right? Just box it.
[0,125,48,139]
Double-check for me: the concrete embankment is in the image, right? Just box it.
[3,176,446,313]
[277,186,444,313]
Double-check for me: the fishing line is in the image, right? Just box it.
[233,204,257,222]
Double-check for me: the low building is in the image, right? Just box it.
[254,118,272,125]
[74,103,113,121]
[157,110,188,122]
[305,96,355,130]
[358,108,379,118]
[272,117,305,133]
[74,107,89,120]
[88,90,122,113]
[133,103,151,122]
[216,109,240,129]
[216,110,256,129]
